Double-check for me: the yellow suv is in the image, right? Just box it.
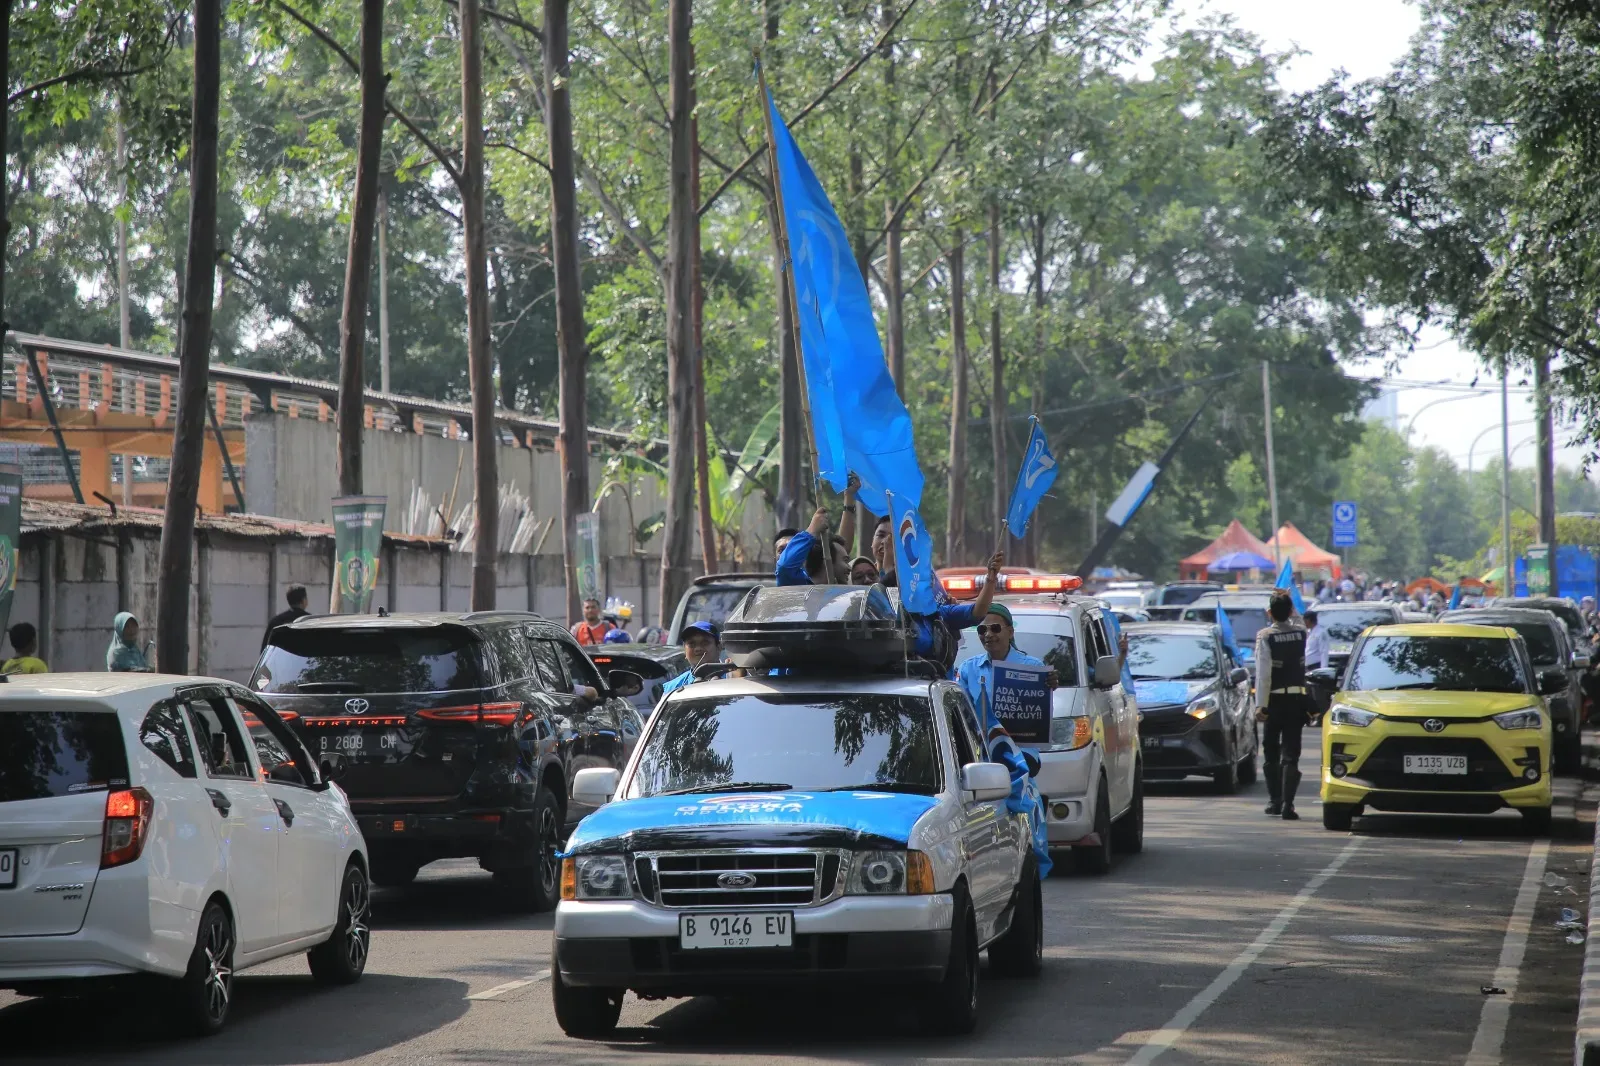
[1318,623,1557,833]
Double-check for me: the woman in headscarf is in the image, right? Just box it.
[107,612,152,672]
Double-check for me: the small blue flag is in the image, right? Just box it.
[1274,559,1307,614]
[768,90,924,515]
[887,491,938,615]
[1448,584,1463,610]
[1217,605,1243,661]
[1006,418,1058,537]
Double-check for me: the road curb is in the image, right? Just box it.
[1574,731,1600,1065]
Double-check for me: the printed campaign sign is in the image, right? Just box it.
[992,661,1051,745]
[331,495,386,614]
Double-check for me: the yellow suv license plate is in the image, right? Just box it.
[678,912,793,950]
[1404,754,1467,775]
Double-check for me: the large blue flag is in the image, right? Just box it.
[887,491,938,615]
[768,91,923,515]
[1274,558,1307,614]
[1006,418,1058,537]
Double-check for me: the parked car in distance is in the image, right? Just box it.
[1491,596,1591,667]
[1145,582,1222,622]
[551,674,1035,1038]
[585,643,689,716]
[955,592,1144,874]
[667,573,775,645]
[253,612,646,911]
[0,674,370,1035]
[1180,592,1274,660]
[1441,606,1583,771]
[1308,602,1406,677]
[1125,622,1257,792]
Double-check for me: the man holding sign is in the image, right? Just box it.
[955,604,1059,879]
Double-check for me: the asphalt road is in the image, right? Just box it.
[3,731,1592,1066]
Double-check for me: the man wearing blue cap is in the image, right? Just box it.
[660,621,721,699]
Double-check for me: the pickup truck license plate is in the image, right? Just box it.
[0,848,15,887]
[1404,754,1467,775]
[678,912,793,950]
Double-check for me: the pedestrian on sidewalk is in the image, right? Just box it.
[1254,590,1312,820]
[107,612,153,673]
[2,622,47,674]
[263,585,310,648]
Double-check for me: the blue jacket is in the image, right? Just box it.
[955,647,1046,736]
[776,530,817,586]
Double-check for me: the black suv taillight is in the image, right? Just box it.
[416,702,524,726]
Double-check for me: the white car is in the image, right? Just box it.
[0,674,370,1034]
[956,593,1143,873]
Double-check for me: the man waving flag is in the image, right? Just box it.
[766,88,923,516]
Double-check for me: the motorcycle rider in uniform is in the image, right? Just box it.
[1254,590,1312,820]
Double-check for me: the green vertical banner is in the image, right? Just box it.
[1526,543,1551,597]
[0,466,22,637]
[331,496,386,614]
[575,511,602,603]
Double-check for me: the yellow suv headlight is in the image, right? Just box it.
[1492,707,1543,731]
[1329,704,1377,728]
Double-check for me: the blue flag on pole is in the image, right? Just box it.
[768,91,924,515]
[1274,559,1307,614]
[887,492,938,615]
[1005,418,1058,537]
[1217,605,1243,662]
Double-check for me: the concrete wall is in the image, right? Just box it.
[13,527,737,684]
[244,413,774,562]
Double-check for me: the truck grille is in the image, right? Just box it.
[637,850,842,908]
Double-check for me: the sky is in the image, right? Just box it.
[1158,0,1592,471]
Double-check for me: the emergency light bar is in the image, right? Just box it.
[1003,574,1082,593]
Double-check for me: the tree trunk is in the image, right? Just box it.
[691,84,717,575]
[336,0,386,498]
[659,0,696,623]
[459,0,498,606]
[1536,353,1558,587]
[545,0,589,623]
[989,199,1005,541]
[1025,214,1046,569]
[881,11,903,396]
[156,0,223,673]
[766,0,803,536]
[0,0,11,335]
[945,233,968,564]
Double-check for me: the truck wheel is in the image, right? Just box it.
[550,951,623,1038]
[308,862,371,986]
[497,785,563,913]
[988,860,1042,978]
[1322,802,1357,832]
[918,887,978,1034]
[1072,777,1113,875]
[1111,772,1144,854]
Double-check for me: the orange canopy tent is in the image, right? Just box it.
[1265,522,1343,579]
[1406,576,1449,597]
[1178,520,1275,581]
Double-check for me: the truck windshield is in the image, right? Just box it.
[627,693,941,798]
[1346,636,1529,694]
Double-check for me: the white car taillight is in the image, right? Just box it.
[101,787,153,869]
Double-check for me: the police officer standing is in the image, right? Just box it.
[1254,590,1312,820]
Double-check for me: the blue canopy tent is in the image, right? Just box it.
[1208,550,1276,572]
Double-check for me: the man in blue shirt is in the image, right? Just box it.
[659,621,721,700]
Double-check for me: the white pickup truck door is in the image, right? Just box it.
[942,689,1014,942]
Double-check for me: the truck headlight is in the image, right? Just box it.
[847,850,935,895]
[1050,715,1093,750]
[572,854,631,900]
[1328,704,1377,728]
[1493,707,1543,731]
[1186,696,1217,720]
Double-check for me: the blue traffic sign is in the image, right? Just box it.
[1331,500,1358,548]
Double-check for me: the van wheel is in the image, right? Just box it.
[550,951,623,1038]
[1112,772,1144,854]
[988,861,1042,978]
[1322,802,1357,832]
[918,887,978,1034]
[498,785,562,913]
[308,863,371,985]
[1521,806,1553,836]
[170,901,234,1036]
[1072,777,1113,875]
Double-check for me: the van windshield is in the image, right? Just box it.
[0,710,130,802]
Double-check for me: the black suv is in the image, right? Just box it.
[252,612,645,911]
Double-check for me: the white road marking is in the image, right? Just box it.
[1125,837,1365,1065]
[1464,839,1548,1066]
[466,972,550,1000]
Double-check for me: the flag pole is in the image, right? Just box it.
[758,58,835,583]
